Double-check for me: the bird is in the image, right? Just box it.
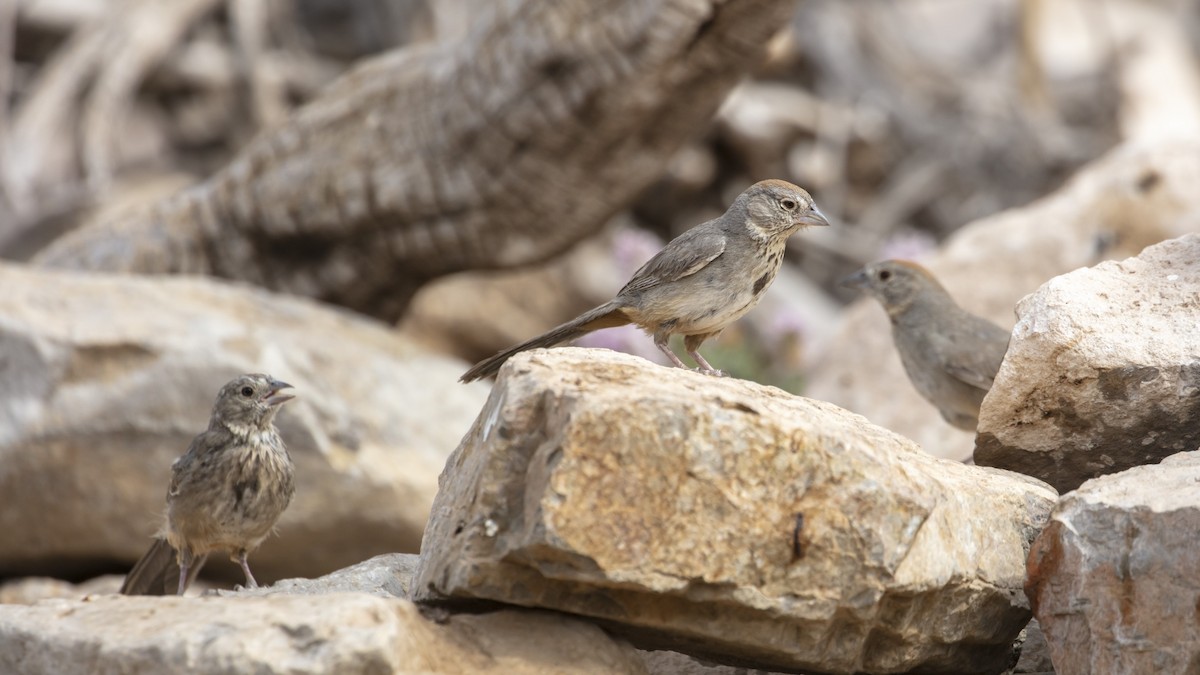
[120,374,297,595]
[841,260,1010,431]
[460,179,829,382]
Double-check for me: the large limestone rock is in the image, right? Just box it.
[0,263,489,581]
[414,348,1058,675]
[1025,451,1200,675]
[0,593,649,675]
[807,141,1200,461]
[975,234,1200,491]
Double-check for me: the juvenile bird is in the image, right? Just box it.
[121,374,296,595]
[461,180,829,382]
[841,260,1010,431]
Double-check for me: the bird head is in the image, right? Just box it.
[211,373,295,433]
[738,179,829,239]
[840,260,948,317]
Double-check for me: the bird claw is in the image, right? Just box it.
[695,367,725,377]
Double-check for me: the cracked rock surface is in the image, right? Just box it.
[414,348,1057,675]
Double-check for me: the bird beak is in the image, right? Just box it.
[264,380,295,407]
[839,269,870,290]
[800,205,831,228]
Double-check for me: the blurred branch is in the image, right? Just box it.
[0,0,15,213]
[2,0,222,247]
[34,0,797,321]
[231,0,289,130]
[3,7,107,229]
[15,0,110,31]
[81,0,223,190]
[855,153,945,241]
[790,0,1118,242]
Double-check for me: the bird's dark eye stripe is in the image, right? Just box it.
[240,386,254,397]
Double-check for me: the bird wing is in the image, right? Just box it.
[941,320,1011,390]
[166,430,218,501]
[619,227,727,296]
[166,452,190,501]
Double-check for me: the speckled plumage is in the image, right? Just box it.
[842,260,1011,431]
[121,374,296,595]
[461,179,828,382]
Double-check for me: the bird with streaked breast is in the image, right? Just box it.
[460,179,829,382]
[120,374,296,595]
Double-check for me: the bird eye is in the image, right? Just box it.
[780,199,797,211]
[878,270,892,281]
[240,386,254,397]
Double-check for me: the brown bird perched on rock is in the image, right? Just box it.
[461,179,829,382]
[120,374,296,595]
[841,260,1010,431]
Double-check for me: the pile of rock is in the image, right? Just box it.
[1,347,1058,674]
[2,156,1199,674]
[1,232,1198,673]
[976,234,1200,674]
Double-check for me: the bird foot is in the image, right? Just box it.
[695,367,725,377]
[232,579,259,592]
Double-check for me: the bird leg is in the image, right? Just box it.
[653,333,690,370]
[177,547,194,596]
[689,350,724,377]
[684,334,724,377]
[235,549,259,589]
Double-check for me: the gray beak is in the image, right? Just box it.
[839,269,870,290]
[264,379,295,407]
[800,205,831,228]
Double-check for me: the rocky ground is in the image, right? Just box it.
[1,221,1198,673]
[3,1,1200,674]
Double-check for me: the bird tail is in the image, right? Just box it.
[120,537,207,595]
[460,301,631,382]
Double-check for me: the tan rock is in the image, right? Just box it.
[414,348,1058,675]
[0,263,489,582]
[1025,451,1200,675]
[975,234,1200,491]
[0,593,649,675]
[806,141,1200,461]
[0,576,124,605]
